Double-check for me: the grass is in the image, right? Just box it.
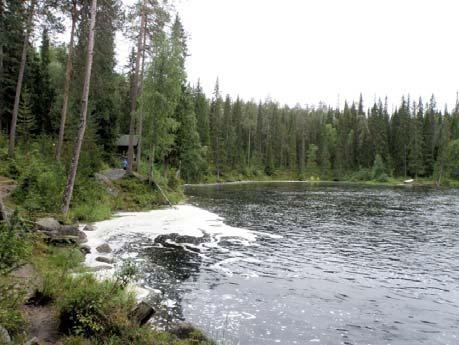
[11,241,215,345]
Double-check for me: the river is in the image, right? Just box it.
[85,183,459,345]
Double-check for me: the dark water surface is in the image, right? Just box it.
[137,183,459,344]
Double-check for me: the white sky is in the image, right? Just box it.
[116,0,459,109]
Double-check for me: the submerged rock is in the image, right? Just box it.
[80,244,91,255]
[83,224,95,231]
[96,243,112,253]
[95,256,114,264]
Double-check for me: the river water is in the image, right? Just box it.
[86,183,459,345]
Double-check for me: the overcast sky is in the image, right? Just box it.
[118,0,459,110]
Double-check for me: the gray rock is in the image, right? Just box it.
[90,265,113,272]
[23,337,40,345]
[95,256,114,264]
[83,224,95,231]
[129,301,155,326]
[0,325,11,344]
[168,322,214,343]
[59,225,87,243]
[35,217,61,231]
[95,173,119,196]
[46,235,79,246]
[80,244,91,255]
[96,243,112,253]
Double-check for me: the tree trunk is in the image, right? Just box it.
[148,145,155,183]
[127,0,146,174]
[247,128,251,167]
[62,0,97,216]
[56,1,77,161]
[136,19,147,172]
[8,0,35,158]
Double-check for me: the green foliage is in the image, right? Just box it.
[114,259,139,289]
[0,280,26,334]
[447,139,459,179]
[305,144,320,179]
[58,274,135,338]
[372,154,386,180]
[0,212,31,275]
[11,150,67,214]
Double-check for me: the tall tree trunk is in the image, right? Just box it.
[56,1,77,160]
[8,0,35,158]
[148,144,155,183]
[62,0,97,216]
[0,0,4,133]
[136,18,147,172]
[127,0,146,174]
[247,128,251,167]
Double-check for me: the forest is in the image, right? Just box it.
[1,1,459,344]
[2,0,459,202]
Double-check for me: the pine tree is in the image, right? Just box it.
[305,144,319,179]
[17,88,35,140]
[209,80,224,179]
[175,86,206,182]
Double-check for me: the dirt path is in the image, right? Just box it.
[23,306,62,345]
[10,264,63,344]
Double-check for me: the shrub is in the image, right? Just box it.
[375,173,390,182]
[372,154,386,180]
[349,168,372,181]
[0,212,30,275]
[58,274,135,338]
[0,281,26,334]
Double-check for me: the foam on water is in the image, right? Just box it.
[83,204,261,270]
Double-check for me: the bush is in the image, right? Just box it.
[349,168,372,181]
[375,173,390,182]
[0,213,30,275]
[58,274,135,338]
[0,281,26,334]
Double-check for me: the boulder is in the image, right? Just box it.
[83,224,95,231]
[168,322,214,343]
[94,173,119,197]
[46,235,79,246]
[60,225,87,243]
[80,244,91,255]
[96,243,112,253]
[35,217,61,232]
[95,257,114,264]
[0,325,11,344]
[23,337,40,345]
[128,301,155,326]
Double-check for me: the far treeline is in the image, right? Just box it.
[1,1,459,206]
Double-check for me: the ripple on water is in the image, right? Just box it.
[85,183,459,345]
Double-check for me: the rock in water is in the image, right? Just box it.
[128,302,155,326]
[80,244,91,255]
[96,243,112,253]
[0,325,11,344]
[95,257,114,264]
[83,224,95,231]
[60,225,87,243]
